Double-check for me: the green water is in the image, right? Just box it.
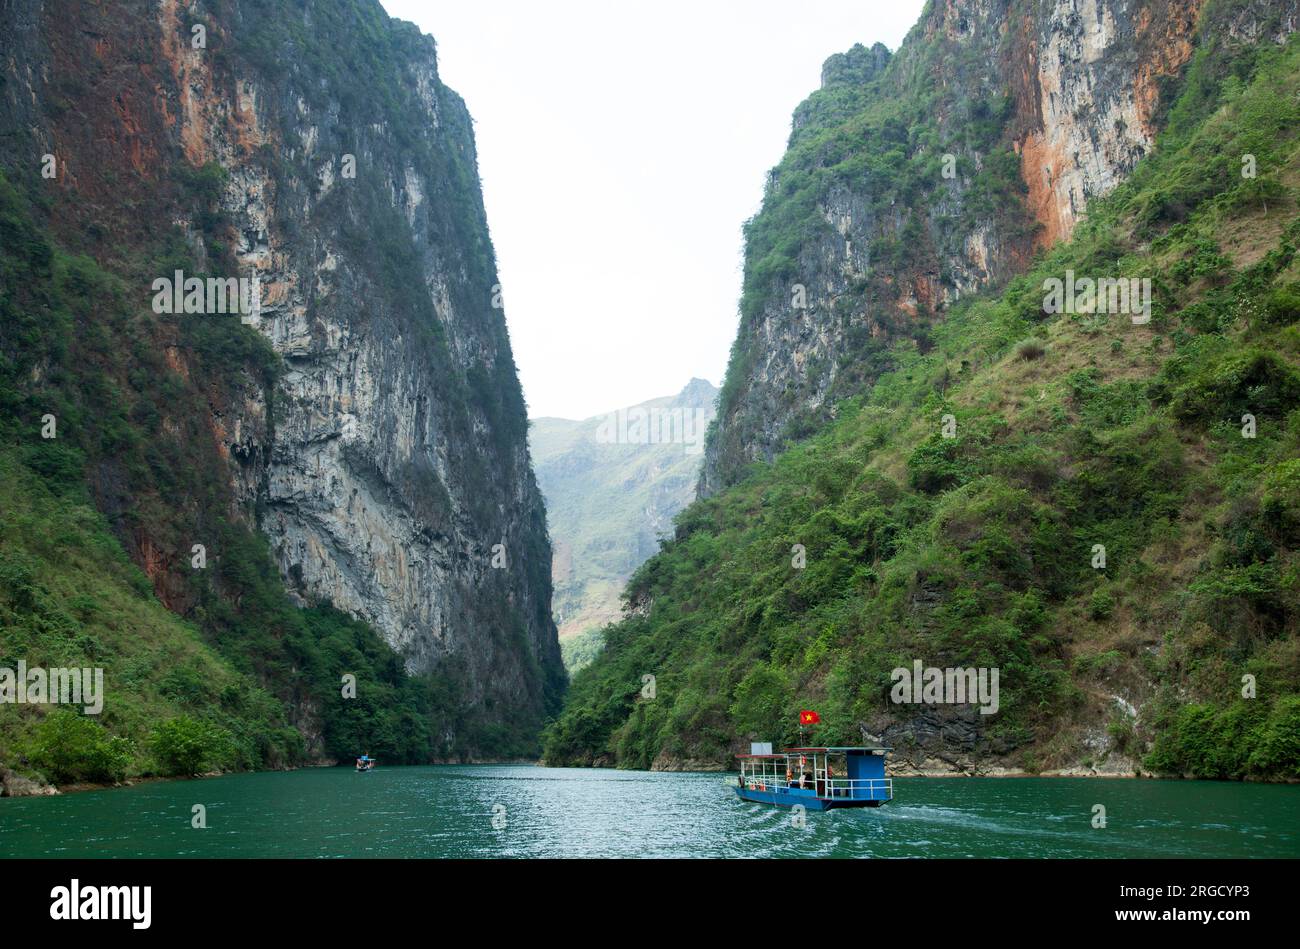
[1,766,1297,858]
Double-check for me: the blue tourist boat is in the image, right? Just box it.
[732,746,892,809]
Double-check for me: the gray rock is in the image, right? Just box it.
[1,769,57,797]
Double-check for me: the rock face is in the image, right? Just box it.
[182,1,564,716]
[0,0,565,742]
[531,380,718,665]
[1013,0,1205,247]
[700,0,1299,494]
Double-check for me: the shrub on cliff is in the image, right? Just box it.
[150,716,236,777]
[26,710,133,785]
[1145,697,1300,780]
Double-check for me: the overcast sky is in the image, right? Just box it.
[380,0,926,420]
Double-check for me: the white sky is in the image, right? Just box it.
[380,0,926,420]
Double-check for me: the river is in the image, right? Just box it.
[1,766,1296,858]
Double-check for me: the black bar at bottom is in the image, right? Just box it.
[1,857,1285,934]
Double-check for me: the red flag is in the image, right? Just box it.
[799,710,820,725]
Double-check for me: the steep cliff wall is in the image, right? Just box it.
[0,0,563,757]
[700,0,1299,494]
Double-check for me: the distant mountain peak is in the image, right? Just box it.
[672,378,720,408]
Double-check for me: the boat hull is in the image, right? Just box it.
[733,787,887,809]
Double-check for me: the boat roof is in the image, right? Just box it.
[736,746,891,758]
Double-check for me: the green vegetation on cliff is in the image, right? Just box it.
[545,28,1300,780]
[0,170,480,785]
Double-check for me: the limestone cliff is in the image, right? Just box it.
[700,0,1299,494]
[0,0,564,752]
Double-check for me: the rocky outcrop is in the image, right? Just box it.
[700,0,1298,494]
[1,768,58,797]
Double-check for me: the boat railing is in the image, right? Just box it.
[824,778,892,799]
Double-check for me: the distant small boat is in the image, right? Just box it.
[355,755,376,773]
[732,746,892,810]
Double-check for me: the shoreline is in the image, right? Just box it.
[0,756,545,799]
